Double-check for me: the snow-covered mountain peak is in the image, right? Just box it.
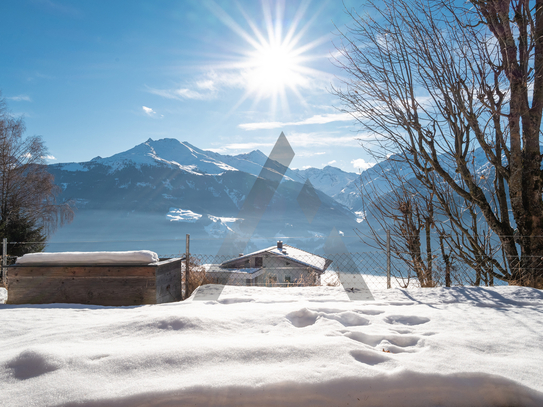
[234,150,268,165]
[86,138,238,175]
[51,137,367,202]
[290,165,358,198]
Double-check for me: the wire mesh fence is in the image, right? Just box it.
[183,251,381,301]
[182,249,513,299]
[385,252,509,289]
[2,236,540,298]
[384,249,543,289]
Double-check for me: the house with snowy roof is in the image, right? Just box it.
[207,241,332,286]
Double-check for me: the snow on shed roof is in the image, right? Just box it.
[221,244,332,273]
[15,251,160,265]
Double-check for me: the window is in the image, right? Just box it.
[255,257,263,267]
[285,276,291,283]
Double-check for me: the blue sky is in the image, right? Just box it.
[0,0,376,172]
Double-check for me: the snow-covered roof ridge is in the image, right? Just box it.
[221,244,332,273]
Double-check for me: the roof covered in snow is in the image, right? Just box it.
[221,244,332,273]
[205,265,263,275]
[15,251,160,266]
[204,265,265,280]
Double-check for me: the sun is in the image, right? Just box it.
[205,0,330,115]
[248,43,303,95]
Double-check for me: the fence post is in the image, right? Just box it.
[2,238,6,286]
[386,230,391,289]
[185,234,190,299]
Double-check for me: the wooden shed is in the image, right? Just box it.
[5,253,183,306]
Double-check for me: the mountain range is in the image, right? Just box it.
[47,138,365,254]
[46,137,497,255]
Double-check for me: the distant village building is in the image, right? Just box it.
[207,241,332,286]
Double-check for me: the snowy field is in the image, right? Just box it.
[1,285,542,407]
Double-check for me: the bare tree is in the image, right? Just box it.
[333,0,543,287]
[0,93,74,255]
[429,171,503,286]
[355,161,438,287]
[386,153,505,286]
[356,156,502,287]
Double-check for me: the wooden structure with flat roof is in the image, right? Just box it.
[5,257,182,306]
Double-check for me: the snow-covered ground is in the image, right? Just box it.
[1,285,542,406]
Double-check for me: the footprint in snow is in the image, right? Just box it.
[392,328,413,335]
[310,308,383,316]
[350,349,390,365]
[384,315,430,326]
[286,308,319,328]
[6,350,60,380]
[356,309,385,315]
[286,308,370,328]
[156,316,196,331]
[217,298,255,305]
[88,354,110,361]
[343,330,421,354]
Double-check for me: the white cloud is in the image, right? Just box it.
[142,106,154,115]
[142,106,164,118]
[207,142,274,154]
[327,160,337,166]
[147,71,247,101]
[148,87,216,101]
[147,59,332,103]
[239,113,353,131]
[209,132,365,156]
[287,131,363,147]
[7,95,32,102]
[296,151,326,157]
[23,153,55,161]
[195,79,216,91]
[239,121,283,131]
[351,158,376,171]
[35,0,81,16]
[26,72,54,82]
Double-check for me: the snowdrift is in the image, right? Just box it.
[1,285,542,406]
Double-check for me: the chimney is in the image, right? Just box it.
[239,253,244,257]
[277,241,283,250]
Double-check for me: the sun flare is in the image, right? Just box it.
[205,1,330,115]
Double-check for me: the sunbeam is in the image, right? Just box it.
[204,0,332,117]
